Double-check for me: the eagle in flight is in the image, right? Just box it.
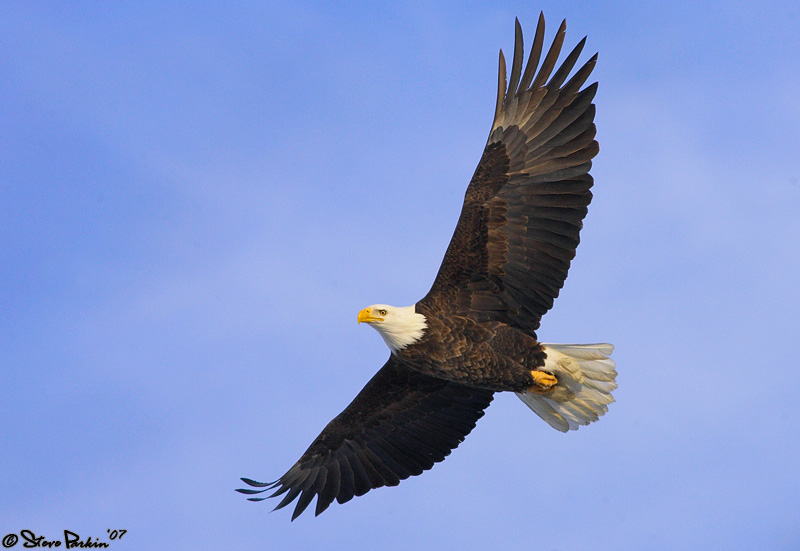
[238,12,616,519]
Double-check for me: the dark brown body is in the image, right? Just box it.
[399,302,546,392]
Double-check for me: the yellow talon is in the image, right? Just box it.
[529,370,557,393]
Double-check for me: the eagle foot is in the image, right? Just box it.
[528,370,558,393]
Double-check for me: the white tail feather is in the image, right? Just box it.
[516,343,617,432]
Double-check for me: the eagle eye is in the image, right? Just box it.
[378,309,387,316]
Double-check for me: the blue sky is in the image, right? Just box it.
[2,1,799,549]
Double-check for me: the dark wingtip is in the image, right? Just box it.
[237,477,282,500]
[236,488,268,495]
[240,477,278,488]
[315,497,331,517]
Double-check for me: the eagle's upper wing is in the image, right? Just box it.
[420,14,598,335]
[237,356,494,519]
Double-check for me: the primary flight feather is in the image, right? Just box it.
[238,12,616,520]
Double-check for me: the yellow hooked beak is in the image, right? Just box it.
[358,307,383,324]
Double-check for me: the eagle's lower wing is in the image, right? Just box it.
[421,14,598,334]
[238,356,494,519]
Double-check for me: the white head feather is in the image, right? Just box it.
[358,304,427,352]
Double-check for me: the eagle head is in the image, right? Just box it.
[358,304,427,352]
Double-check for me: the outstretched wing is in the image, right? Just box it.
[420,14,599,335]
[238,356,494,519]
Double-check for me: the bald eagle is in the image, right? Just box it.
[238,13,616,519]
